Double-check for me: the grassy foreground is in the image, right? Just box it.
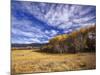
[11,49,96,74]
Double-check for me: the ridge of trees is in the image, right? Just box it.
[41,25,96,53]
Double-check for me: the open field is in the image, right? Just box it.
[11,49,96,74]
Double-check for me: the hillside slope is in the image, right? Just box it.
[41,25,96,53]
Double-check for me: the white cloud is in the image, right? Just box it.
[73,16,95,23]
[12,28,34,37]
[16,2,95,28]
[12,2,96,43]
[45,29,58,36]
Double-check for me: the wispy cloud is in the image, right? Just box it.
[11,1,96,43]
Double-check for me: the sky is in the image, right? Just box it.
[11,1,96,44]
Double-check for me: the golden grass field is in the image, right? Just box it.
[11,48,96,74]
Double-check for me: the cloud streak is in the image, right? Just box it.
[11,1,96,43]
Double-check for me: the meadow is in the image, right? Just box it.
[11,48,96,74]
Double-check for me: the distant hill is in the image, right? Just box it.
[11,43,48,50]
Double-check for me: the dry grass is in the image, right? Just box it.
[11,49,96,74]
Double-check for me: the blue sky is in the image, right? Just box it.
[11,1,96,44]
